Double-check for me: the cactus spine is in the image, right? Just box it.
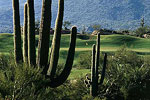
[37,0,52,68]
[23,3,28,63]
[12,0,23,63]
[85,33,107,97]
[27,0,36,66]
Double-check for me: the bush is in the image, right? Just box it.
[77,34,90,40]
[96,47,150,100]
[0,47,150,99]
[78,52,105,69]
[135,26,148,37]
[0,54,88,100]
[78,52,91,69]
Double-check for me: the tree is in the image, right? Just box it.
[63,21,71,30]
[81,25,88,34]
[135,26,148,37]
[91,24,101,30]
[35,20,40,34]
[140,17,145,27]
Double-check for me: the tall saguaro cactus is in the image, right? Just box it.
[91,44,97,96]
[43,0,77,88]
[12,0,23,63]
[12,0,77,88]
[84,34,107,97]
[27,0,36,66]
[48,26,77,88]
[95,33,100,92]
[23,3,28,63]
[35,0,77,88]
[37,0,52,68]
[47,0,64,78]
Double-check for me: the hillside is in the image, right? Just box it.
[1,0,150,33]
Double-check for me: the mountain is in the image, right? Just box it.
[0,0,150,33]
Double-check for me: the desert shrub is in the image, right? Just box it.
[77,34,90,40]
[0,63,53,100]
[96,47,150,100]
[78,52,105,69]
[135,26,148,37]
[0,53,15,70]
[0,54,9,70]
[54,77,88,100]
[113,47,143,67]
[0,47,150,100]
[0,54,88,100]
[78,52,91,69]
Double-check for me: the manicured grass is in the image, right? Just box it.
[0,33,150,56]
[69,68,90,79]
[0,33,150,79]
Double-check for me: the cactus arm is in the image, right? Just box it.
[27,0,36,66]
[12,0,23,63]
[37,0,52,68]
[47,0,64,78]
[91,44,97,96]
[48,26,77,88]
[23,3,28,63]
[99,53,107,85]
[95,33,100,92]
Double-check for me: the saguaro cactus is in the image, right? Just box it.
[47,26,77,88]
[84,34,107,97]
[12,0,23,63]
[23,3,28,63]
[37,0,52,68]
[27,0,36,66]
[47,0,64,78]
[36,0,77,88]
[12,0,77,88]
[91,44,97,96]
[45,0,77,88]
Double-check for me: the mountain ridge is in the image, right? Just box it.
[0,0,150,33]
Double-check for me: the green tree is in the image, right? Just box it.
[140,17,145,27]
[91,24,101,31]
[35,20,40,34]
[63,21,71,30]
[81,25,87,34]
[135,26,148,37]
